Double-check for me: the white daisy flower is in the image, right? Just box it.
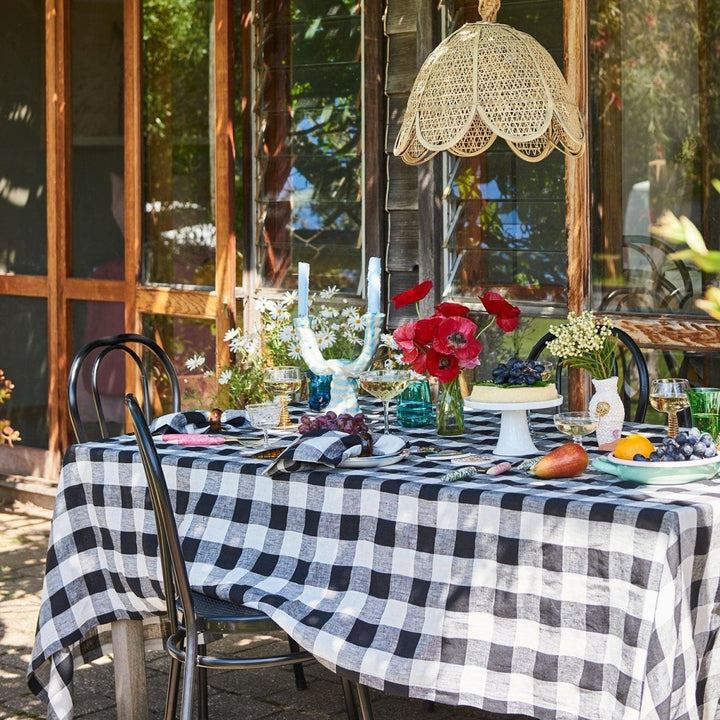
[185,354,205,371]
[287,342,304,360]
[315,329,337,350]
[319,286,339,299]
[223,328,240,343]
[218,369,233,385]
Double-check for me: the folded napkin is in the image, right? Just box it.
[265,430,406,475]
[150,409,249,435]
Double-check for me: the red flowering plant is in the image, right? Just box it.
[390,281,521,384]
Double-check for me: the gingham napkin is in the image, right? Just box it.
[266,429,405,475]
[149,409,249,435]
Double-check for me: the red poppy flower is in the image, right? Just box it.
[390,279,433,310]
[434,302,470,318]
[432,316,482,363]
[392,322,423,368]
[414,316,443,348]
[479,291,521,332]
[425,349,460,383]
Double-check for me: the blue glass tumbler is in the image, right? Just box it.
[397,377,434,427]
[306,370,332,412]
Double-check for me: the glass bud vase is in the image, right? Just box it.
[305,370,332,412]
[397,377,434,428]
[436,376,465,435]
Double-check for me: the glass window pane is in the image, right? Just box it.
[0,1,46,275]
[142,0,216,287]
[142,314,217,409]
[255,0,363,295]
[0,297,48,447]
[442,0,567,309]
[71,0,125,279]
[589,0,720,317]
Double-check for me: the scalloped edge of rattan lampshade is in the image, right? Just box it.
[394,22,586,164]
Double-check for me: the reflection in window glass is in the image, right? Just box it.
[142,0,216,287]
[255,0,363,294]
[0,1,46,275]
[442,0,567,310]
[589,0,720,317]
[71,0,125,279]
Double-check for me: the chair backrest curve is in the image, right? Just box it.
[68,333,180,442]
[126,393,195,635]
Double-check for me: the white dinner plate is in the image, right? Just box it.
[340,450,408,468]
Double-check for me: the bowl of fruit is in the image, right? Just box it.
[592,429,720,484]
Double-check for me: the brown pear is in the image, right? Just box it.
[531,442,588,478]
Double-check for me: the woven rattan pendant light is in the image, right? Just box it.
[394,0,585,164]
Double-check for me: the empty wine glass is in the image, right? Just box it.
[650,378,690,438]
[263,366,302,428]
[358,369,411,434]
[553,411,598,446]
[245,402,282,447]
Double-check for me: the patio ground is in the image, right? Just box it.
[0,496,533,720]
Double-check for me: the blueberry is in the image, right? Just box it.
[649,452,659,462]
[690,454,702,461]
[700,432,714,446]
[676,432,688,445]
[689,427,701,439]
[704,446,718,458]
[633,453,647,462]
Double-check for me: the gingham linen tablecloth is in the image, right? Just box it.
[28,412,720,720]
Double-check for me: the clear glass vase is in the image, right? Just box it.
[436,376,465,435]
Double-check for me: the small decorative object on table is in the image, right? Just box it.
[294,258,384,415]
[391,280,521,436]
[306,370,332,412]
[545,311,623,446]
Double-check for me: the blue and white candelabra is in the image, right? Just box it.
[294,257,384,414]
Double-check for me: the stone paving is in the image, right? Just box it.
[0,497,531,720]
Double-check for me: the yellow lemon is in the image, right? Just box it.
[614,434,655,460]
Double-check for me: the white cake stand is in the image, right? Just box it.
[465,396,563,456]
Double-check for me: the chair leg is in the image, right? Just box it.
[164,656,181,720]
[287,636,307,690]
[356,683,375,720]
[197,665,209,720]
[340,677,359,720]
[180,643,199,720]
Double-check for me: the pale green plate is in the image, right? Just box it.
[592,454,720,485]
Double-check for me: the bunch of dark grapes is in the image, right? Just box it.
[635,427,719,462]
[298,411,369,435]
[491,357,546,386]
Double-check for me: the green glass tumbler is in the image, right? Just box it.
[686,387,720,443]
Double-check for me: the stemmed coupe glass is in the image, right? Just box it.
[245,402,282,447]
[358,369,411,434]
[649,378,690,438]
[263,366,302,429]
[553,411,598,446]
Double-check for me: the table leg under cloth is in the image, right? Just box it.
[111,619,148,720]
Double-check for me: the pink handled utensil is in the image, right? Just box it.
[160,434,257,446]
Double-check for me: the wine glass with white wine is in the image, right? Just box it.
[263,366,302,429]
[359,369,411,434]
[649,378,690,438]
[553,411,598,446]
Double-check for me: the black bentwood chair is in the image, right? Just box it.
[68,333,181,442]
[125,394,373,720]
[527,326,650,423]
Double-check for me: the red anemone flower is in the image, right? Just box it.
[425,349,460,383]
[434,302,470,318]
[390,279,433,310]
[480,291,521,332]
[432,316,482,363]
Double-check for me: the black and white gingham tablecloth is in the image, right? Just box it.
[27,407,720,720]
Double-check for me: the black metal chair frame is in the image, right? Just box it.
[68,333,181,442]
[125,393,373,720]
[527,326,650,423]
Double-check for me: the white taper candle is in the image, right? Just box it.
[298,262,310,317]
[367,256,381,314]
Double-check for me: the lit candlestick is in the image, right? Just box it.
[367,256,381,314]
[297,262,309,317]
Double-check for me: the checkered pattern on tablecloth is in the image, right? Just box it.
[28,407,720,720]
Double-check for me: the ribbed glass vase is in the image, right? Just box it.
[436,376,465,436]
